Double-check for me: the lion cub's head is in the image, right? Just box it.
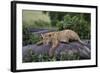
[41,33,52,45]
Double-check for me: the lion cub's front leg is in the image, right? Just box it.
[36,40,43,45]
[49,40,59,57]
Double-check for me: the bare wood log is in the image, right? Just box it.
[22,41,90,62]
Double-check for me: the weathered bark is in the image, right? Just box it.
[22,40,90,62]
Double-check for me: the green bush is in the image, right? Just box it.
[55,14,90,39]
[60,52,80,60]
[56,21,63,30]
[23,24,31,46]
[23,50,80,62]
[23,24,41,46]
[29,34,41,44]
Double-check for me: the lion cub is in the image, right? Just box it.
[37,29,89,57]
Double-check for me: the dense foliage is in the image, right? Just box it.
[23,49,80,62]
[23,24,41,46]
[49,12,91,39]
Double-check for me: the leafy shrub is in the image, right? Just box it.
[23,24,41,46]
[23,24,31,46]
[56,21,63,30]
[48,11,91,39]
[60,52,80,60]
[23,49,80,62]
[55,14,90,39]
[29,34,41,44]
[34,20,51,28]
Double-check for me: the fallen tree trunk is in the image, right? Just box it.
[22,41,91,62]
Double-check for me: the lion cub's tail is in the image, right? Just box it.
[78,39,90,55]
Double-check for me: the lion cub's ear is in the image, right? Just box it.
[41,33,44,38]
[48,34,51,37]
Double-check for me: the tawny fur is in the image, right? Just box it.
[37,29,90,57]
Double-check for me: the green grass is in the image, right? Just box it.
[23,10,51,23]
[22,10,51,28]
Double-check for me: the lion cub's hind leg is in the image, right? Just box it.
[60,39,69,44]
